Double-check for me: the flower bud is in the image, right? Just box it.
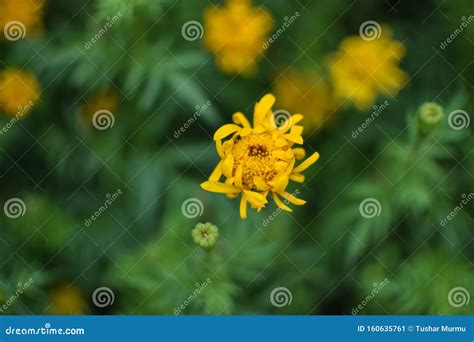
[417,102,444,135]
[192,222,219,249]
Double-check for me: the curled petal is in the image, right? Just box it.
[214,124,241,140]
[253,94,275,127]
[232,112,251,128]
[293,152,320,173]
[292,147,306,160]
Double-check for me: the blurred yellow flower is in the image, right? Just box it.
[201,94,319,219]
[0,68,40,117]
[49,284,87,315]
[82,89,119,123]
[273,70,336,130]
[327,29,408,110]
[203,0,273,75]
[0,0,46,40]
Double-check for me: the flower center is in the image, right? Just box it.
[231,133,284,191]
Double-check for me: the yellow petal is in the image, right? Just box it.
[232,112,251,128]
[283,133,303,145]
[234,164,243,188]
[273,192,292,212]
[274,138,288,147]
[243,190,268,209]
[209,161,223,181]
[214,124,241,140]
[268,173,289,194]
[281,191,306,206]
[216,139,224,158]
[253,125,266,134]
[289,173,305,183]
[292,148,306,160]
[253,94,275,127]
[293,152,320,173]
[221,155,234,178]
[279,114,304,133]
[240,196,247,219]
[253,176,270,191]
[201,181,241,194]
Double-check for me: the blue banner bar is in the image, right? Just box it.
[0,316,472,341]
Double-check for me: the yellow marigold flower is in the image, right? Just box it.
[327,29,408,110]
[49,284,87,315]
[0,0,46,40]
[203,0,273,75]
[0,68,40,117]
[201,94,319,219]
[82,89,119,123]
[273,70,336,130]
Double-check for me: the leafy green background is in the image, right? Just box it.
[0,0,472,315]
